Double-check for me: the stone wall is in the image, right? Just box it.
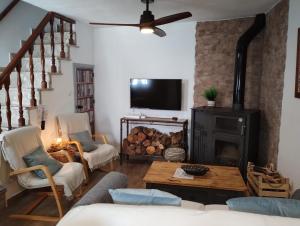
[259,0,289,165]
[194,0,289,165]
[194,18,264,108]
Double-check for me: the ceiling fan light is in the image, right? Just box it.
[140,27,154,34]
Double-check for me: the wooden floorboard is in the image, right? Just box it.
[0,160,150,226]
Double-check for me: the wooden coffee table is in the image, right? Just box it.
[143,161,248,204]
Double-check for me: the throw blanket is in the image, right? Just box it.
[57,204,300,226]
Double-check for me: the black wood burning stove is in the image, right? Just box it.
[190,107,260,179]
[190,14,265,180]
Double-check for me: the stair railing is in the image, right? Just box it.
[0,12,76,133]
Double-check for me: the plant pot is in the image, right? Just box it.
[207,100,216,107]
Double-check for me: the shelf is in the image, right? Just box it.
[74,64,95,135]
[121,117,188,125]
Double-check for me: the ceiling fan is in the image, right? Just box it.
[90,0,192,37]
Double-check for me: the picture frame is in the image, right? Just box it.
[295,28,300,98]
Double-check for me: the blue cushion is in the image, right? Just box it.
[227,197,300,218]
[108,189,182,206]
[23,146,62,179]
[69,130,97,152]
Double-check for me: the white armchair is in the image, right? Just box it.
[57,113,119,172]
[1,126,86,222]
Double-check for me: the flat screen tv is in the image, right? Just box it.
[130,78,182,110]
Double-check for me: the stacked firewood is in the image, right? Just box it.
[123,126,184,156]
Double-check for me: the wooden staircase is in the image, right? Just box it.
[0,12,76,133]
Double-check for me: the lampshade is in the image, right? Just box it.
[140,27,154,34]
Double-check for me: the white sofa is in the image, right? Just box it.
[57,172,300,226]
[57,203,300,226]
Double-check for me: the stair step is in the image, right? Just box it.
[7,71,51,89]
[0,105,30,128]
[0,87,41,107]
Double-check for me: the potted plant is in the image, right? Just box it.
[203,86,217,107]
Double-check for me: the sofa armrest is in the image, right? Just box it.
[73,171,128,208]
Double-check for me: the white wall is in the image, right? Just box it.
[0,1,47,66]
[93,22,196,146]
[278,0,300,191]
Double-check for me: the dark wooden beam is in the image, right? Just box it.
[0,0,20,21]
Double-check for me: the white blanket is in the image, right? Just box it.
[57,204,300,226]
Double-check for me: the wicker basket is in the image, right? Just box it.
[164,147,185,162]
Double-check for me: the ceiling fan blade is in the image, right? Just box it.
[90,22,140,27]
[152,12,192,26]
[153,27,166,37]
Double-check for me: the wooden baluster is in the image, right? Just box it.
[69,22,75,45]
[16,61,25,127]
[50,16,57,73]
[0,84,2,133]
[40,31,47,89]
[28,45,37,107]
[4,78,12,130]
[60,19,66,58]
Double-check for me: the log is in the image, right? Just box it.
[151,140,160,147]
[143,127,154,137]
[158,144,164,150]
[127,144,136,156]
[146,146,156,155]
[170,131,183,146]
[127,134,134,143]
[143,139,151,147]
[124,126,184,156]
[131,127,142,135]
[133,135,139,144]
[137,132,147,142]
[135,145,143,155]
[155,148,162,156]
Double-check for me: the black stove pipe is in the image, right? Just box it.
[232,14,266,111]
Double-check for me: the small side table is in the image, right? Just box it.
[0,185,7,210]
[47,143,77,163]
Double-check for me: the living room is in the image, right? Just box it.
[0,0,300,225]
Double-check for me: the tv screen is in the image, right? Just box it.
[130,79,182,110]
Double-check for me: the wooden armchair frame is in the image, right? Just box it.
[68,132,114,174]
[9,165,63,222]
[7,150,84,222]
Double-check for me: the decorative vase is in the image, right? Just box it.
[207,100,216,107]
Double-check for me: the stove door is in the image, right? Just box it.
[211,133,245,170]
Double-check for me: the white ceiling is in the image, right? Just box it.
[23,0,279,24]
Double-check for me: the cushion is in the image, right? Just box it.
[23,146,62,179]
[69,130,97,152]
[227,197,300,218]
[109,189,182,206]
